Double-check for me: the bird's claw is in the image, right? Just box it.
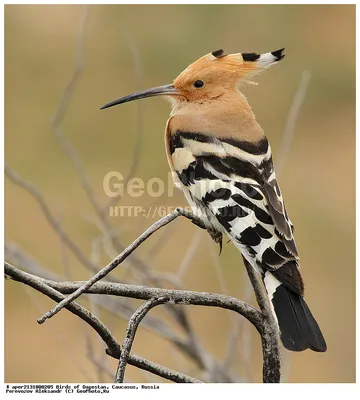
[207,229,223,255]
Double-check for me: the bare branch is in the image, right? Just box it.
[121,353,202,384]
[5,262,201,384]
[115,297,168,383]
[242,258,281,383]
[5,261,120,355]
[37,208,206,324]
[5,242,189,349]
[236,270,255,380]
[6,190,276,382]
[242,257,270,316]
[5,264,264,333]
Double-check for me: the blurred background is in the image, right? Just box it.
[5,4,355,383]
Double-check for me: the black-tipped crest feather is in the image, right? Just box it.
[242,52,261,62]
[271,48,285,61]
[211,49,226,58]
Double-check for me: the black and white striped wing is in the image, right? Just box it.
[170,131,304,295]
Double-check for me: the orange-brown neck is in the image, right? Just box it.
[167,91,264,142]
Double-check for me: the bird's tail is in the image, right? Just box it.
[262,272,327,352]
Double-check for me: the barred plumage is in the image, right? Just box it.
[101,48,327,352]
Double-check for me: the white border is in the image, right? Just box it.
[1,1,358,398]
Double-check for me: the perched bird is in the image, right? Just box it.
[101,48,327,352]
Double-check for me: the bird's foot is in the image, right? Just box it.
[207,229,223,255]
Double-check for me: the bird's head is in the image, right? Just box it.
[100,48,284,110]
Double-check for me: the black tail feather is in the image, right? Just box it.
[271,284,327,352]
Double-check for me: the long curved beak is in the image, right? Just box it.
[100,83,179,110]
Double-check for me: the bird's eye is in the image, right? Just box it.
[194,80,204,88]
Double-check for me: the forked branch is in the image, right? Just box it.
[5,207,281,383]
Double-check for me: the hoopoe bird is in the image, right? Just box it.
[101,48,327,352]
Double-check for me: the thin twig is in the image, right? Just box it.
[102,30,144,212]
[52,6,89,127]
[210,245,230,296]
[5,241,59,281]
[146,222,177,262]
[56,204,72,280]
[123,354,202,384]
[115,297,168,383]
[5,165,100,275]
[276,70,312,176]
[91,295,184,344]
[85,331,114,382]
[85,267,105,381]
[177,231,202,279]
[37,208,206,324]
[51,5,123,254]
[222,318,241,370]
[22,284,95,382]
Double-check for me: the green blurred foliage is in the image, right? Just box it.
[5,4,355,383]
